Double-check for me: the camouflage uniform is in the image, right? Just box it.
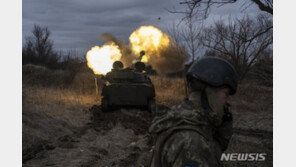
[149,57,237,167]
[149,97,233,167]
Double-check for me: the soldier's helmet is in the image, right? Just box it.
[112,61,124,70]
[186,56,238,95]
[134,62,146,72]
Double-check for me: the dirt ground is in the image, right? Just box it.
[23,107,154,167]
[22,68,273,167]
[23,106,272,167]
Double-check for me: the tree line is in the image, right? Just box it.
[22,25,83,71]
[166,0,272,83]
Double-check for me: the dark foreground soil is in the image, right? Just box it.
[23,105,272,167]
[23,106,154,167]
[89,105,153,135]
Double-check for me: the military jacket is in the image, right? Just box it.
[149,100,233,167]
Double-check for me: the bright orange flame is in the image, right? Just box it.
[129,25,170,63]
[86,42,122,75]
[86,25,170,74]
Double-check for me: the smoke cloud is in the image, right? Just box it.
[101,33,136,67]
[149,41,189,74]
[100,29,189,75]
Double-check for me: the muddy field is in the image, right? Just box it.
[22,66,273,167]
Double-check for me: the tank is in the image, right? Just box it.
[101,61,155,111]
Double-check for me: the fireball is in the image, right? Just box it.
[129,25,170,63]
[86,25,172,74]
[86,42,122,75]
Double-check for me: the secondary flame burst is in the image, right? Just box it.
[86,25,171,75]
[86,42,121,75]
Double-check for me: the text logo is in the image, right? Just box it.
[220,153,267,161]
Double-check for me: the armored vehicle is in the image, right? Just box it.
[101,61,155,111]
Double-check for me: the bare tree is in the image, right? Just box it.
[23,25,60,69]
[165,22,191,61]
[166,17,202,63]
[200,15,272,80]
[180,20,203,63]
[168,1,204,63]
[250,48,273,85]
[173,0,272,19]
[250,0,273,14]
[168,0,273,64]
[166,22,183,45]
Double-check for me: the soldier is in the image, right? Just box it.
[149,57,238,167]
[112,61,124,71]
[134,61,146,73]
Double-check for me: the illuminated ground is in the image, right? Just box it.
[22,66,273,167]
